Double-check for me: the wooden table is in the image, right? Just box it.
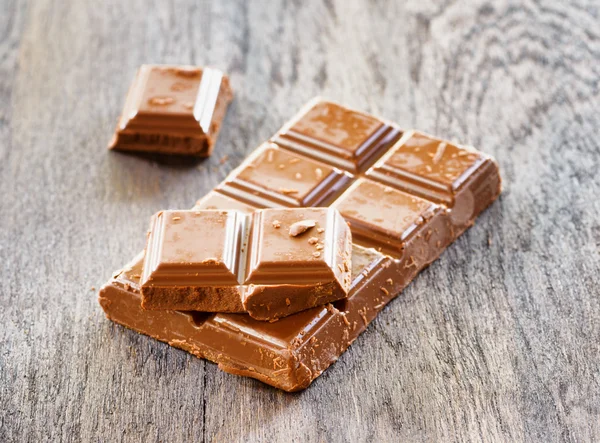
[2,1,599,441]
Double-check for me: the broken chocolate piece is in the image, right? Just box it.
[99,98,502,391]
[140,208,353,321]
[108,65,233,156]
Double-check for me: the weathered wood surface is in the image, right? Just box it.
[1,0,599,441]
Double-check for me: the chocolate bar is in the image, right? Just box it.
[140,208,352,320]
[108,65,233,156]
[99,98,501,391]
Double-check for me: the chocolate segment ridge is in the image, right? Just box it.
[272,98,403,173]
[140,207,353,320]
[108,65,233,156]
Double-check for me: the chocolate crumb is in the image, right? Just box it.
[315,244,324,251]
[267,150,274,162]
[201,258,220,265]
[315,168,323,179]
[172,216,181,221]
[386,278,393,285]
[295,172,303,180]
[317,228,325,234]
[183,102,195,109]
[148,96,175,106]
[278,164,286,169]
[359,310,368,326]
[404,256,417,268]
[308,237,319,245]
[279,188,299,194]
[289,158,300,164]
[90,286,95,291]
[341,314,351,327]
[380,287,389,296]
[289,219,317,237]
[312,251,321,258]
[285,298,291,306]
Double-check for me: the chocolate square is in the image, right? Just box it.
[218,143,353,208]
[333,178,443,257]
[109,65,232,156]
[272,99,402,172]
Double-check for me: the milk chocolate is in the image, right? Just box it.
[140,208,352,320]
[272,98,402,173]
[108,65,233,156]
[217,142,353,208]
[366,130,501,232]
[99,99,502,391]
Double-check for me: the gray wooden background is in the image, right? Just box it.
[1,0,599,442]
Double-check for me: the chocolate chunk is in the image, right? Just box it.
[140,208,352,321]
[108,65,233,156]
[367,130,501,231]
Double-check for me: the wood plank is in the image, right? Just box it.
[1,0,599,441]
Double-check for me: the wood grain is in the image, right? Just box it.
[1,0,599,441]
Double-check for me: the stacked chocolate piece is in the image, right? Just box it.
[100,84,501,391]
[139,207,353,320]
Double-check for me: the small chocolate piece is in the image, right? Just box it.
[108,65,233,156]
[140,208,353,321]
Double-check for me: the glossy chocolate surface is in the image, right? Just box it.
[367,131,484,202]
[218,143,353,208]
[108,65,233,156]
[333,179,442,256]
[99,98,502,391]
[272,99,402,173]
[143,210,243,286]
[140,207,352,320]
